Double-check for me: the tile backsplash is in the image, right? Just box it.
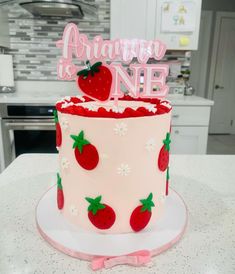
[5,0,190,82]
[6,0,110,81]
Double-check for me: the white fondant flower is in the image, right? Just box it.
[61,118,69,130]
[117,163,131,176]
[146,104,157,113]
[114,122,128,136]
[69,205,78,216]
[61,157,70,170]
[145,138,156,152]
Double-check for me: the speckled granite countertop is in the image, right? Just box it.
[0,154,234,274]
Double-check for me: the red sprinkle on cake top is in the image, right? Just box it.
[56,95,172,119]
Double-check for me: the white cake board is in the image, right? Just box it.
[36,185,187,270]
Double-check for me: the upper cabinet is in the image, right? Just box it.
[110,0,202,50]
[155,0,202,50]
[0,9,10,48]
[111,0,157,40]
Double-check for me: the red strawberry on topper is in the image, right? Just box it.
[57,173,64,210]
[130,193,155,232]
[54,110,62,147]
[158,132,171,171]
[77,61,112,102]
[85,195,116,229]
[70,130,99,170]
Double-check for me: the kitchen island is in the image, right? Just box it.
[0,154,234,274]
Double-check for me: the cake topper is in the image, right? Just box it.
[56,23,169,103]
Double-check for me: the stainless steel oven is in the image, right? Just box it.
[0,104,57,171]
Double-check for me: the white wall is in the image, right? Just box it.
[190,11,213,98]
[190,0,235,98]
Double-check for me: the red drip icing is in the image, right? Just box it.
[56,95,172,118]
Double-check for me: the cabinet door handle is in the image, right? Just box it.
[172,114,179,118]
[175,130,179,134]
[215,84,224,90]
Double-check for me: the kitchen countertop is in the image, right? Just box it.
[0,154,234,274]
[0,92,70,105]
[167,95,214,106]
[0,92,214,106]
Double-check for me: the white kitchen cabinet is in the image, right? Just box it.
[171,106,210,126]
[110,0,202,50]
[171,105,211,154]
[111,0,156,40]
[155,0,202,50]
[171,126,208,154]
[0,9,10,48]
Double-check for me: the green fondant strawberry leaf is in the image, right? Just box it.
[78,130,84,140]
[77,69,89,77]
[167,167,170,180]
[57,173,62,190]
[70,130,90,153]
[53,110,59,123]
[85,197,95,204]
[85,195,106,215]
[163,132,171,151]
[140,193,155,212]
[77,61,102,79]
[91,61,102,69]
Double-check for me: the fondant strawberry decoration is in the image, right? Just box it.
[57,173,64,210]
[70,130,99,170]
[158,132,171,171]
[53,110,62,147]
[130,193,155,232]
[85,195,116,229]
[77,61,112,102]
[166,167,170,196]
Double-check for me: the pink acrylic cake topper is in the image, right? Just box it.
[56,23,169,102]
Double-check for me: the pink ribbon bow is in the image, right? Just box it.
[91,250,151,270]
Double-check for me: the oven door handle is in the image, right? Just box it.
[4,121,55,130]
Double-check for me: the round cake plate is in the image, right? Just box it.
[36,186,188,270]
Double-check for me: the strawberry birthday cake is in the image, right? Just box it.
[55,95,171,233]
[53,23,172,234]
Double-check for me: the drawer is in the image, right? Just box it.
[171,106,211,126]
